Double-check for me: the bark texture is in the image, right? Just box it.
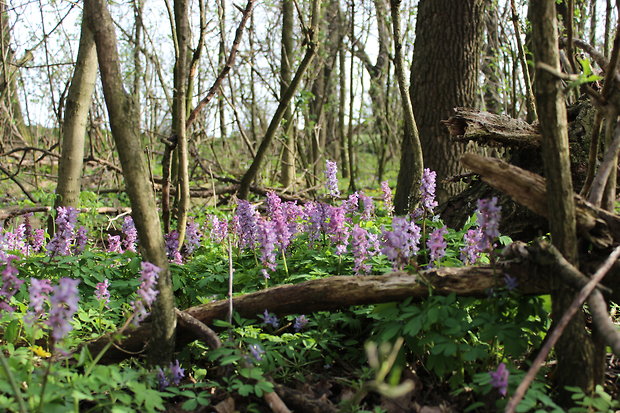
[405,0,485,204]
[54,17,98,209]
[84,0,176,364]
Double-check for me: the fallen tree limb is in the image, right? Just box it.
[461,153,620,248]
[0,206,132,223]
[88,263,552,363]
[442,107,541,148]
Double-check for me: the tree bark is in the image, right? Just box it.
[530,0,598,398]
[84,0,176,364]
[279,0,295,188]
[54,16,98,210]
[401,0,485,205]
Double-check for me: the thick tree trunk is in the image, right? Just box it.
[54,16,98,210]
[403,0,485,204]
[84,0,176,364]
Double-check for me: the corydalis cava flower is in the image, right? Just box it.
[184,220,202,255]
[351,225,372,275]
[419,168,438,213]
[489,363,509,396]
[266,191,292,251]
[46,278,80,343]
[381,181,394,216]
[235,199,260,249]
[47,206,79,256]
[476,197,502,250]
[460,227,483,265]
[0,254,24,312]
[427,226,448,266]
[164,231,183,264]
[132,262,161,325]
[325,160,340,198]
[257,218,277,279]
[95,279,110,304]
[381,217,421,270]
[122,216,138,252]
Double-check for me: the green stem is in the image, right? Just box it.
[0,349,28,413]
[37,356,53,413]
[281,250,289,277]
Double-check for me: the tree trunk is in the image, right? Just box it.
[529,0,598,402]
[173,0,191,247]
[279,0,295,188]
[54,16,98,210]
[84,0,176,364]
[390,0,423,214]
[404,0,485,204]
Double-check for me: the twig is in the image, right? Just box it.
[175,309,222,349]
[186,0,256,128]
[0,164,37,203]
[505,245,620,413]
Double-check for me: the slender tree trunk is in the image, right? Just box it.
[279,0,295,188]
[54,16,98,210]
[84,0,176,364]
[173,0,190,247]
[217,0,228,141]
[530,0,598,403]
[390,0,423,214]
[238,0,321,200]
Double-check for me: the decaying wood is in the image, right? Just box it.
[0,206,132,223]
[88,264,552,363]
[442,107,541,148]
[273,384,338,413]
[461,153,620,249]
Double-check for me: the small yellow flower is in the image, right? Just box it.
[30,346,51,358]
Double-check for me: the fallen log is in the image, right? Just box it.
[88,262,553,364]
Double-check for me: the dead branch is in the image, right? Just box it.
[442,107,541,148]
[461,153,620,249]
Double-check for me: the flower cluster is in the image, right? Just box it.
[427,226,448,266]
[95,279,110,304]
[419,168,438,213]
[208,215,229,243]
[325,159,340,198]
[351,225,372,275]
[47,206,79,256]
[132,261,161,325]
[184,220,202,255]
[157,360,185,390]
[266,191,292,251]
[381,181,394,216]
[107,234,122,253]
[122,216,138,252]
[257,219,277,279]
[381,217,421,270]
[262,309,279,328]
[236,199,260,249]
[164,231,183,264]
[460,228,483,265]
[489,363,509,396]
[359,192,375,220]
[47,278,80,343]
[0,254,24,312]
[27,278,53,322]
[476,197,502,250]
[294,315,309,332]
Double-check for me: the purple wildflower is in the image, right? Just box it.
[31,229,45,253]
[29,278,53,316]
[359,192,375,220]
[157,368,170,390]
[267,191,292,251]
[343,192,360,221]
[489,363,509,396]
[164,231,182,264]
[122,216,138,253]
[504,274,518,291]
[169,360,185,385]
[351,225,372,275]
[381,181,394,216]
[95,279,110,304]
[257,218,277,279]
[325,160,340,198]
[262,309,279,328]
[460,228,483,265]
[294,315,309,332]
[327,206,349,255]
[184,220,202,255]
[209,215,229,244]
[283,201,304,238]
[420,168,438,213]
[47,206,78,256]
[46,278,80,343]
[381,217,421,270]
[0,254,24,312]
[304,202,329,244]
[427,226,448,265]
[132,262,161,325]
[236,199,260,249]
[107,234,123,253]
[3,225,27,254]
[476,197,502,250]
[249,344,265,362]
[73,226,88,254]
